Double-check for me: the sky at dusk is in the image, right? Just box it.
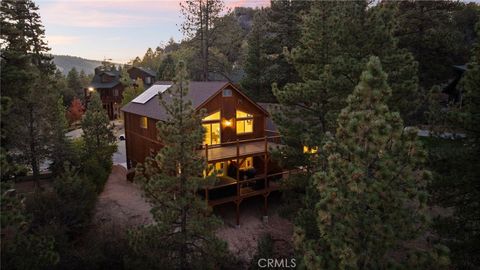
[37,0,270,63]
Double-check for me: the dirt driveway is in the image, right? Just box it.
[93,165,294,265]
[93,165,153,229]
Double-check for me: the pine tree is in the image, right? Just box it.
[1,0,57,181]
[180,0,227,81]
[121,78,145,106]
[271,2,421,222]
[295,57,448,269]
[81,92,116,166]
[392,1,468,89]
[241,1,309,101]
[241,9,269,101]
[427,22,480,269]
[157,54,176,80]
[48,96,71,174]
[1,182,59,269]
[127,61,227,269]
[66,67,82,98]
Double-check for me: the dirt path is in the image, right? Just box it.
[93,165,153,229]
[215,196,294,263]
[93,166,294,266]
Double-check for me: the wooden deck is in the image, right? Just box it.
[198,135,282,163]
[198,135,288,226]
[198,141,281,162]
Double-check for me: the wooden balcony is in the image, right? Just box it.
[198,135,282,163]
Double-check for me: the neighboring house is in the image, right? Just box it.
[121,81,289,225]
[443,64,467,104]
[127,66,156,88]
[85,66,125,119]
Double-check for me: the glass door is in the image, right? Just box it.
[203,122,221,145]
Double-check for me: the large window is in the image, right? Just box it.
[202,111,221,145]
[203,123,221,145]
[236,110,253,134]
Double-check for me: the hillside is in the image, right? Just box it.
[53,55,111,75]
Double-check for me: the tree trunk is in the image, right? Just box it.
[203,0,210,81]
[29,106,40,189]
[179,79,188,270]
[200,0,205,81]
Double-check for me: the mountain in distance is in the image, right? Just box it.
[53,55,120,75]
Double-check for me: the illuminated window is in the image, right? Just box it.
[236,110,254,134]
[204,162,225,177]
[239,157,253,170]
[140,117,148,129]
[303,146,318,154]
[236,119,253,134]
[203,123,221,145]
[203,111,221,121]
[236,110,253,118]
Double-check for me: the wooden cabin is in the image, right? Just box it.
[121,81,290,225]
[85,66,124,119]
[127,66,156,88]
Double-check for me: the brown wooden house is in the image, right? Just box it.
[121,81,291,225]
[85,66,124,119]
[127,66,156,88]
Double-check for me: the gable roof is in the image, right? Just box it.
[130,66,156,77]
[121,81,268,120]
[89,68,121,89]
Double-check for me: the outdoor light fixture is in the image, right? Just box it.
[224,119,232,127]
[88,87,94,92]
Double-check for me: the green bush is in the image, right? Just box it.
[81,156,109,193]
[27,167,97,237]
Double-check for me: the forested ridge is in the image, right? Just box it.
[1,0,479,269]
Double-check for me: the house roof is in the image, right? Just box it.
[121,81,269,120]
[131,66,156,77]
[122,81,228,120]
[89,68,121,89]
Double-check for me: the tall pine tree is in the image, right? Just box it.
[127,61,227,269]
[427,22,480,269]
[180,0,227,81]
[295,56,448,269]
[241,1,309,102]
[81,92,116,168]
[1,0,57,180]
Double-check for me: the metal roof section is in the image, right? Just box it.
[132,84,171,104]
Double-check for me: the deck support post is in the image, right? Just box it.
[262,193,269,223]
[236,139,240,196]
[235,200,241,228]
[264,136,268,189]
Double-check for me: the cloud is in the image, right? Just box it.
[38,1,167,28]
[46,35,81,45]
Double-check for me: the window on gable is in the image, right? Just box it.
[203,111,221,122]
[223,89,232,97]
[236,110,254,134]
[140,116,148,129]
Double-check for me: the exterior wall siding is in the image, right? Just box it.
[124,84,268,168]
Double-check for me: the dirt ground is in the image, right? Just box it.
[93,165,153,229]
[93,165,294,265]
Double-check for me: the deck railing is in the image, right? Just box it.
[202,132,282,162]
[203,169,299,206]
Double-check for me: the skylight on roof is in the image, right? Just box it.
[132,84,171,104]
